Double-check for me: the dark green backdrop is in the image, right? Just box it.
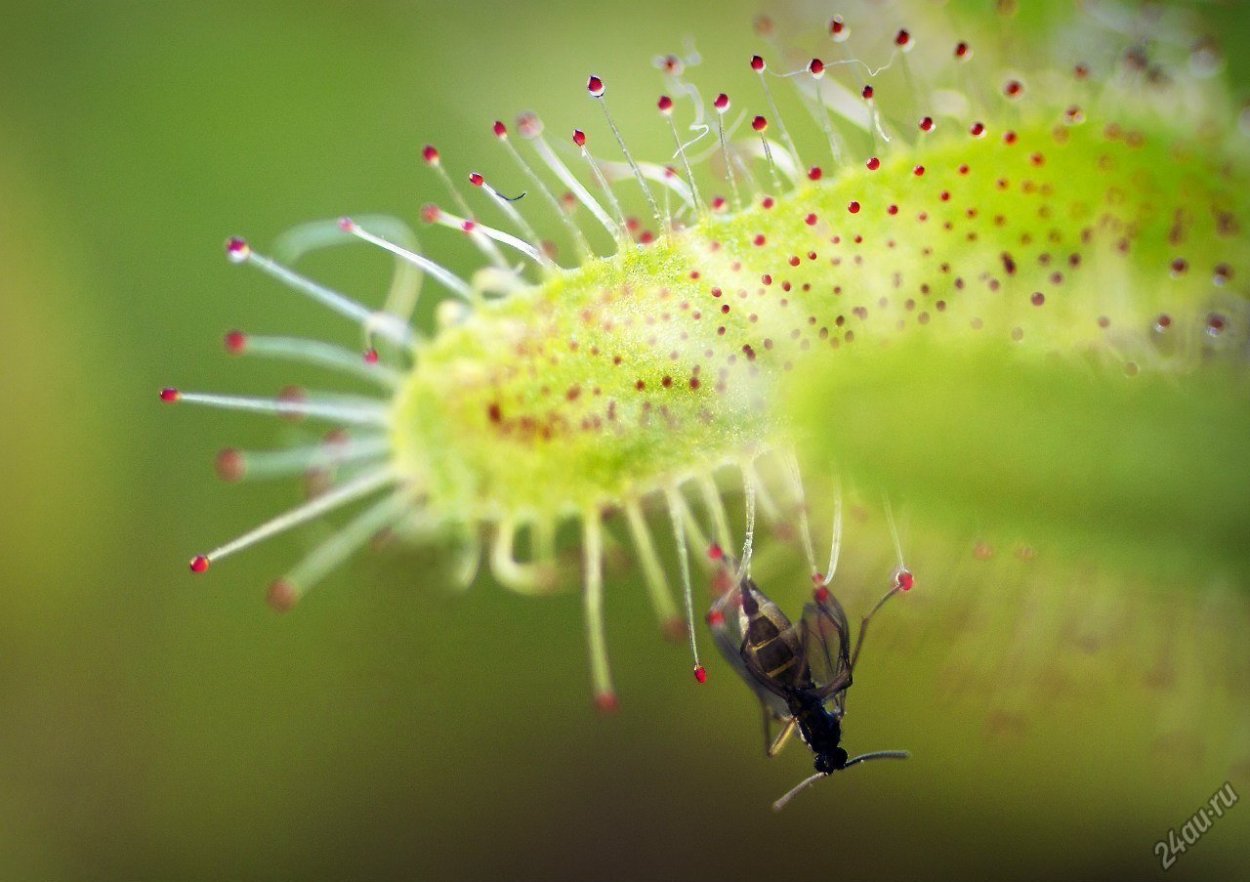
[2,1,1247,879]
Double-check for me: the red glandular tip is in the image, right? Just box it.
[707,543,724,561]
[752,115,768,132]
[919,116,935,132]
[706,609,726,628]
[468,172,484,187]
[970,122,987,138]
[160,387,180,403]
[895,568,916,592]
[421,144,440,166]
[572,129,586,148]
[1003,79,1024,99]
[809,58,825,78]
[913,165,925,176]
[363,348,379,364]
[517,112,542,139]
[337,217,357,232]
[693,665,708,685]
[1207,314,1227,336]
[660,54,683,75]
[492,120,508,139]
[278,385,307,422]
[813,585,831,604]
[830,16,848,41]
[267,579,298,612]
[750,54,765,72]
[848,200,861,214]
[714,93,730,113]
[420,204,441,224]
[224,330,247,354]
[808,166,823,181]
[189,555,210,574]
[594,692,620,714]
[895,29,913,51]
[587,75,604,97]
[657,94,673,114]
[225,237,250,263]
[955,41,972,61]
[862,84,874,101]
[866,156,880,171]
[215,448,245,482]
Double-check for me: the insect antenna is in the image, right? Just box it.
[843,749,911,768]
[772,750,911,811]
[771,771,826,812]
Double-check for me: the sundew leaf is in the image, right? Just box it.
[787,338,1250,588]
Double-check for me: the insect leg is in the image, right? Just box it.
[809,670,850,702]
[849,495,915,672]
[850,587,899,673]
[767,715,798,757]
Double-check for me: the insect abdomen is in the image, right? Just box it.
[744,599,805,685]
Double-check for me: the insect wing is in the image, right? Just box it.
[799,591,852,711]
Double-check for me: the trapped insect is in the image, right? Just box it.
[708,491,912,810]
[161,2,1249,710]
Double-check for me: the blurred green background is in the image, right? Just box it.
[2,1,1248,879]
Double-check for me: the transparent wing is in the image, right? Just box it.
[800,590,852,714]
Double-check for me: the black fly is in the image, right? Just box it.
[707,490,913,810]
